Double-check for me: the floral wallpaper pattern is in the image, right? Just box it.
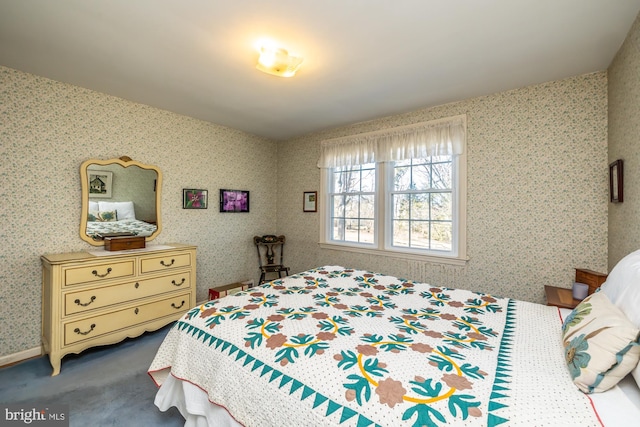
[608,12,640,268]
[0,66,278,357]
[277,72,609,306]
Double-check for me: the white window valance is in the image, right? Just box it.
[317,115,466,168]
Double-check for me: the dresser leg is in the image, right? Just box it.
[49,353,61,376]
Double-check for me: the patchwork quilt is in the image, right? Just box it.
[148,267,601,427]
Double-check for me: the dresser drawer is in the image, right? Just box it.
[64,260,135,286]
[64,272,191,316]
[140,252,191,274]
[64,292,190,346]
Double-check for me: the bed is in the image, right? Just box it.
[85,217,157,237]
[86,200,157,238]
[148,255,640,426]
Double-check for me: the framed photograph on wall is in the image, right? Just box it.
[303,191,317,212]
[609,159,623,203]
[88,169,113,198]
[183,189,208,209]
[219,189,250,212]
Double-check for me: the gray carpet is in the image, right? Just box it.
[0,324,184,426]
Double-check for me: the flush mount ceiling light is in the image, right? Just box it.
[256,46,303,78]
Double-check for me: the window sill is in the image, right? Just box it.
[318,243,468,266]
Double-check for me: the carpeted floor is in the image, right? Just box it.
[0,324,184,426]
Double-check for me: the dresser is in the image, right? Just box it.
[41,243,196,375]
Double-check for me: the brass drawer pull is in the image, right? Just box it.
[74,324,96,335]
[91,267,112,278]
[160,259,175,267]
[171,278,186,287]
[171,300,185,310]
[74,296,96,307]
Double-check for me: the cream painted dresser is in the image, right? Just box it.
[41,243,196,375]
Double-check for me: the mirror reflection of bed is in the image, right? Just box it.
[79,157,162,245]
[86,200,157,239]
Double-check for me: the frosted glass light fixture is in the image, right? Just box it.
[256,46,303,78]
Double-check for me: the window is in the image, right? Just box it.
[319,116,467,264]
[329,163,376,244]
[389,156,453,251]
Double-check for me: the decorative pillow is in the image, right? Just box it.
[98,201,136,220]
[633,361,640,390]
[96,210,117,222]
[562,291,640,393]
[599,249,640,329]
[599,249,640,389]
[87,211,99,222]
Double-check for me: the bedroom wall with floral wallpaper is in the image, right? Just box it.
[276,72,609,305]
[0,60,619,361]
[608,12,640,268]
[0,66,278,358]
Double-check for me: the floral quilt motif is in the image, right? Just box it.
[149,267,602,427]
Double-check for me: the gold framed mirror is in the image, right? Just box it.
[80,156,162,246]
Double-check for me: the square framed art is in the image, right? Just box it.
[183,189,208,209]
[88,170,113,198]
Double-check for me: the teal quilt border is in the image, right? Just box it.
[174,320,381,427]
[487,298,515,426]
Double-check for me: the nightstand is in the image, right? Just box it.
[574,268,607,295]
[545,285,582,309]
[544,268,608,309]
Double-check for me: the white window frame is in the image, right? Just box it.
[319,127,467,266]
[325,163,378,248]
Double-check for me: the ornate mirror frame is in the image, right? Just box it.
[80,156,163,246]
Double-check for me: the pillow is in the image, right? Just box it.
[98,201,136,220]
[599,249,640,389]
[96,210,117,222]
[562,291,640,393]
[599,249,640,329]
[631,362,640,387]
[87,211,99,222]
[634,361,640,391]
[89,201,99,212]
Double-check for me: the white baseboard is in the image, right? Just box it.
[0,346,42,368]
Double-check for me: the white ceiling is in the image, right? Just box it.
[1,1,639,140]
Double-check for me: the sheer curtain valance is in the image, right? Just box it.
[317,115,466,168]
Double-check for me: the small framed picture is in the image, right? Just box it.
[219,189,250,213]
[183,189,208,209]
[609,160,623,203]
[303,191,317,212]
[88,170,113,198]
